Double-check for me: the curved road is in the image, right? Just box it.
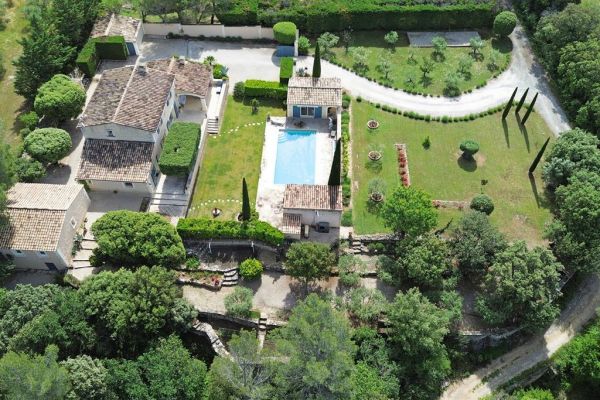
[441,273,600,399]
[296,26,571,136]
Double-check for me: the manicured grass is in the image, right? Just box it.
[351,101,553,245]
[188,97,285,219]
[0,0,28,146]
[320,30,511,96]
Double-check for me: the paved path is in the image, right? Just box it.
[441,273,600,400]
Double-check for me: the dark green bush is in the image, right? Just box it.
[341,210,353,227]
[273,21,297,45]
[298,35,310,55]
[14,157,46,182]
[76,40,98,77]
[493,11,517,37]
[233,81,245,100]
[158,122,202,176]
[34,74,86,123]
[460,140,480,159]
[18,111,39,131]
[470,194,494,215]
[239,258,263,280]
[95,36,127,60]
[24,128,72,164]
[279,57,293,84]
[177,218,285,246]
[244,80,287,99]
[216,0,258,25]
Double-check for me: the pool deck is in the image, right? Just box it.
[256,117,336,228]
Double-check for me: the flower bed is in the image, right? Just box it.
[178,270,223,290]
[367,119,379,129]
[395,143,411,187]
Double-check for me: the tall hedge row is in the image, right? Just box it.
[177,218,285,246]
[76,36,128,77]
[158,122,202,176]
[279,57,294,84]
[76,40,98,77]
[244,80,288,99]
[217,1,496,33]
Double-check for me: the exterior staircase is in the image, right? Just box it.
[148,192,190,217]
[257,314,268,349]
[206,118,219,134]
[222,268,239,286]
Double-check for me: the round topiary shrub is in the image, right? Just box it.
[273,21,297,45]
[24,128,72,164]
[470,194,495,215]
[34,74,86,122]
[297,35,310,55]
[459,140,480,160]
[239,258,263,280]
[493,11,517,37]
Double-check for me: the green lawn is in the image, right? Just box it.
[188,97,286,219]
[320,30,511,96]
[0,0,28,146]
[351,101,553,245]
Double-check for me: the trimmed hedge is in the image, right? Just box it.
[76,40,98,77]
[95,36,128,60]
[244,80,287,99]
[279,57,293,84]
[177,218,285,247]
[273,21,297,45]
[218,1,496,33]
[158,122,202,176]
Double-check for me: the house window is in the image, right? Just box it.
[13,249,24,257]
[38,251,48,258]
[70,217,77,228]
[124,182,134,188]
[300,106,315,117]
[45,262,57,271]
[107,130,114,137]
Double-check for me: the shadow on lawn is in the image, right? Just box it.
[516,113,530,153]
[502,119,510,148]
[457,156,477,172]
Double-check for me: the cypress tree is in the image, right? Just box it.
[515,88,529,114]
[529,137,550,175]
[502,87,518,119]
[313,42,321,78]
[328,139,341,186]
[242,177,251,221]
[521,92,538,125]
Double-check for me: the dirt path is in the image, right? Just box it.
[441,273,600,399]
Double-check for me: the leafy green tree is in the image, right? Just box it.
[529,137,550,174]
[285,242,336,289]
[384,31,398,48]
[444,71,461,96]
[431,36,447,60]
[350,46,369,72]
[241,177,251,221]
[470,193,494,215]
[502,87,518,119]
[381,185,437,237]
[542,128,600,189]
[34,74,86,123]
[488,48,502,70]
[13,13,74,100]
[387,288,451,399]
[312,41,321,77]
[206,330,274,399]
[351,362,393,400]
[91,210,185,268]
[476,241,563,330]
[377,50,393,81]
[8,289,96,359]
[345,287,387,324]
[380,234,453,290]
[79,266,188,356]
[338,254,365,288]
[50,0,100,48]
[451,211,507,281]
[224,287,254,318]
[14,157,46,182]
[457,55,473,76]
[493,11,518,37]
[24,128,72,164]
[136,335,207,399]
[0,260,13,285]
[0,284,62,354]
[512,388,555,400]
[272,294,356,399]
[62,355,109,400]
[317,32,339,57]
[0,345,69,400]
[0,140,15,223]
[104,359,149,399]
[419,56,434,78]
[469,37,485,58]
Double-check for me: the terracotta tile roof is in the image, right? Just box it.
[283,184,343,211]
[281,213,301,235]
[79,66,175,132]
[0,183,86,251]
[146,58,212,97]
[91,13,140,42]
[6,183,83,210]
[77,139,153,183]
[287,77,342,107]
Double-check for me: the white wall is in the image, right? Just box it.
[86,179,154,194]
[0,250,69,271]
[143,23,275,40]
[286,208,341,228]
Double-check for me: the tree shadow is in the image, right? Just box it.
[365,159,383,173]
[457,156,478,172]
[366,198,384,214]
[419,75,432,87]
[528,174,541,208]
[431,52,446,63]
[502,118,510,148]
[516,114,530,153]
[491,36,513,54]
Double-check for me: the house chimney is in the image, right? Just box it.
[178,56,185,66]
[137,63,147,75]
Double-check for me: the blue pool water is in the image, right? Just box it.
[274,129,316,184]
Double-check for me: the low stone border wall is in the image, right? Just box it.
[176,276,222,291]
[433,199,468,210]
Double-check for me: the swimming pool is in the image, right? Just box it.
[274,129,316,184]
